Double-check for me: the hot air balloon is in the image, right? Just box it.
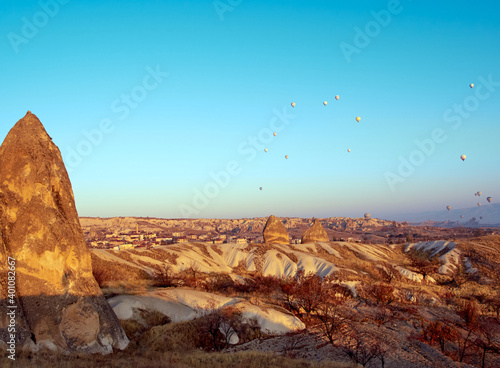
[264,148,268,152]
[273,132,277,137]
[460,215,464,219]
[291,102,296,108]
[480,216,483,220]
[259,187,262,191]
[285,155,288,159]
[460,155,466,161]
[477,191,482,196]
[487,197,492,203]
[335,95,339,100]
[478,203,482,207]
[470,83,474,88]
[364,213,371,219]
[323,101,328,106]
[355,117,361,122]
[446,206,451,211]
[347,149,351,153]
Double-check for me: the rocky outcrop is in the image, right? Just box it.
[301,219,329,243]
[263,215,289,244]
[0,112,128,354]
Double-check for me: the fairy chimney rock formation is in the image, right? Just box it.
[263,215,290,244]
[0,112,129,354]
[301,219,329,244]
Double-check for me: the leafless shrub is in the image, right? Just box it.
[153,264,179,287]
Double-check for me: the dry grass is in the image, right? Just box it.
[1,345,359,368]
[90,252,150,287]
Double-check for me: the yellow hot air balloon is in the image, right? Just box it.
[264,148,268,152]
[487,197,492,203]
[347,149,351,152]
[323,101,328,106]
[335,95,339,100]
[285,155,288,159]
[470,83,474,88]
[478,203,482,207]
[291,102,296,108]
[460,154,466,161]
[446,206,451,211]
[273,132,277,137]
[356,117,361,122]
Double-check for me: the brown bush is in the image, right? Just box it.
[91,252,150,286]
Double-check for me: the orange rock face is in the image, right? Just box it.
[301,219,329,244]
[263,215,290,244]
[0,112,128,353]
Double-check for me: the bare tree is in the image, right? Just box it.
[343,329,377,367]
[474,317,500,368]
[373,341,389,368]
[316,301,346,345]
[153,264,178,287]
[196,300,243,351]
[294,271,324,317]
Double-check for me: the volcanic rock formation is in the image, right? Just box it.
[0,112,129,354]
[301,219,329,243]
[263,215,289,244]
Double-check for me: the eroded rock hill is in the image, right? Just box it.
[0,112,128,354]
[301,219,329,243]
[263,215,290,244]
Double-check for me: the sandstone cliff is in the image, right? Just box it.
[263,215,289,244]
[301,219,329,243]
[0,112,128,353]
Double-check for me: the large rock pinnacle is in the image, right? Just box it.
[301,219,329,244]
[263,215,289,244]
[0,112,128,353]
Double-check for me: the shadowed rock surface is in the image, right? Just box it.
[263,215,289,244]
[301,219,329,244]
[0,112,128,354]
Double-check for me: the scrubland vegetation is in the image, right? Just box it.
[3,236,500,367]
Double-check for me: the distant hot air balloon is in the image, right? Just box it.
[446,206,451,211]
[480,216,483,220]
[323,101,328,106]
[291,102,296,108]
[273,132,277,137]
[259,187,262,191]
[460,154,466,161]
[460,215,464,219]
[347,149,351,153]
[477,191,482,196]
[356,117,361,122]
[470,83,474,88]
[364,213,371,219]
[285,155,288,159]
[478,203,482,207]
[264,148,268,152]
[487,197,492,203]
[335,95,339,100]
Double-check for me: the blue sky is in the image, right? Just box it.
[1,0,499,220]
